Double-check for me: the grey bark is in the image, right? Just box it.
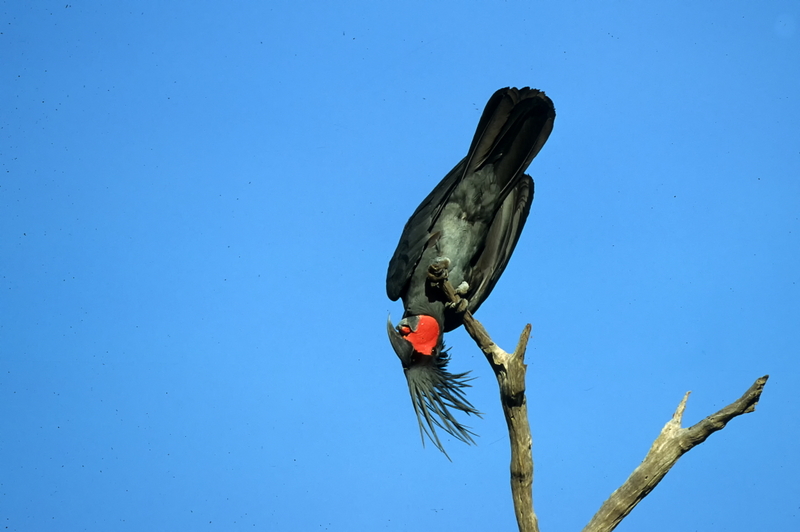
[429,265,767,532]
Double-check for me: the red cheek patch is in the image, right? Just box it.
[402,315,440,356]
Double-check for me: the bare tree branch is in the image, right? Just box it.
[430,266,539,532]
[428,263,768,532]
[582,375,768,532]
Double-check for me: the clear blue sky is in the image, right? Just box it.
[2,1,798,530]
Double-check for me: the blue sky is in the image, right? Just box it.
[2,1,798,530]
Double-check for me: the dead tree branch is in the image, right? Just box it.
[428,262,768,532]
[582,375,769,532]
[430,264,539,532]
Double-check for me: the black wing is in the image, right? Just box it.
[386,157,466,301]
[464,174,534,315]
[386,87,555,302]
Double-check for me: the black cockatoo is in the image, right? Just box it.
[386,87,555,455]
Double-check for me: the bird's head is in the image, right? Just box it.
[386,314,481,457]
[386,315,440,365]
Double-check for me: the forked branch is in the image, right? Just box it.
[428,262,768,532]
[430,263,539,532]
[582,375,768,532]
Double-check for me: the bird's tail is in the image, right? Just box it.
[465,87,556,192]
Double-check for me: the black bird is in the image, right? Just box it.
[386,87,555,455]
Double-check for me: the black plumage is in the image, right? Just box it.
[386,87,555,455]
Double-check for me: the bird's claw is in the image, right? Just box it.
[427,257,451,282]
[446,297,469,314]
[446,281,470,312]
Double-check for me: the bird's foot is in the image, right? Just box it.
[445,281,470,312]
[446,297,469,314]
[427,258,468,311]
[427,257,451,282]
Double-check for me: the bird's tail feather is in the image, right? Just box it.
[465,87,555,193]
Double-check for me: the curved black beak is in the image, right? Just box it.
[386,317,414,367]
